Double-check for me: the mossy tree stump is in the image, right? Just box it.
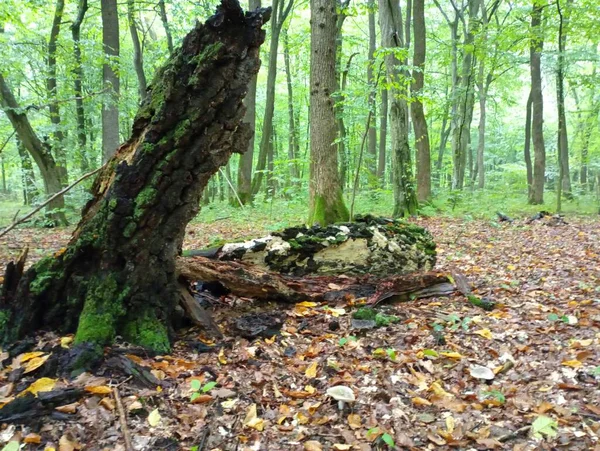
[0,0,271,359]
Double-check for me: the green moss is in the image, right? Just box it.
[190,43,223,68]
[353,307,377,321]
[467,295,496,311]
[29,256,63,296]
[122,310,170,354]
[375,312,400,327]
[108,198,118,211]
[134,187,158,220]
[308,192,349,226]
[174,119,191,142]
[123,221,137,238]
[74,275,128,346]
[0,310,11,334]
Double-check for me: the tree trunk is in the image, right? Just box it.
[158,0,174,55]
[524,90,534,197]
[283,27,300,185]
[0,0,270,362]
[236,0,261,205]
[411,0,431,202]
[367,0,377,175]
[378,0,418,217]
[308,0,349,225]
[251,0,293,197]
[46,0,68,186]
[127,0,148,102]
[450,0,479,190]
[529,0,546,205]
[377,88,388,184]
[71,0,90,172]
[17,139,38,206]
[101,0,120,162]
[0,75,68,225]
[555,0,571,199]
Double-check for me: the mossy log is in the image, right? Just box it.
[187,215,437,277]
[0,0,271,359]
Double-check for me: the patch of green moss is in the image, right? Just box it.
[374,312,400,327]
[134,187,158,220]
[122,310,170,354]
[29,256,63,296]
[353,307,399,327]
[353,307,377,321]
[307,192,349,226]
[123,221,137,238]
[467,295,496,311]
[190,42,223,68]
[0,310,11,334]
[74,275,128,346]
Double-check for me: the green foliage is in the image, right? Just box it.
[190,379,217,401]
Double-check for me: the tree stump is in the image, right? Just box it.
[0,0,271,361]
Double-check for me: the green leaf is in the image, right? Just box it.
[2,442,20,451]
[381,433,395,447]
[202,381,217,392]
[190,379,201,391]
[386,348,397,361]
[531,415,558,438]
[338,337,348,346]
[190,392,200,401]
[423,349,439,357]
[547,313,560,321]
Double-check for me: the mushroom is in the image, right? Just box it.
[326,385,356,411]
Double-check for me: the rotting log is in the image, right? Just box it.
[184,215,437,277]
[177,256,457,304]
[0,0,271,363]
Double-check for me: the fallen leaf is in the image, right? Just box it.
[148,408,161,427]
[24,354,51,374]
[332,445,352,451]
[243,404,264,431]
[60,336,73,348]
[218,348,227,365]
[55,403,79,414]
[84,385,112,395]
[474,328,493,339]
[191,394,213,404]
[412,396,432,406]
[439,351,463,360]
[531,415,558,439]
[561,359,582,368]
[304,441,323,451]
[305,361,318,378]
[20,377,57,396]
[348,413,362,429]
[24,433,41,444]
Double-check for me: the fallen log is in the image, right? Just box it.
[176,256,457,304]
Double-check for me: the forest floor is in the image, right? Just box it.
[0,214,599,451]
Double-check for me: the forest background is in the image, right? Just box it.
[0,0,598,231]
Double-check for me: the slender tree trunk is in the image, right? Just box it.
[411,0,431,202]
[237,0,261,205]
[251,0,293,197]
[101,0,120,162]
[158,0,174,55]
[46,0,68,186]
[377,88,388,183]
[367,0,377,175]
[127,0,148,102]
[1,1,270,361]
[283,27,300,183]
[336,53,357,190]
[556,0,571,199]
[524,90,534,196]
[17,138,38,206]
[0,75,68,225]
[71,0,90,172]
[308,0,349,225]
[450,0,479,190]
[378,0,418,216]
[529,0,546,205]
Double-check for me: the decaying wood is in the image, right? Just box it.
[0,388,85,423]
[178,285,223,338]
[1,247,28,306]
[177,256,458,304]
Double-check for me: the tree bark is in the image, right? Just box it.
[378,0,418,217]
[524,90,534,197]
[0,0,270,360]
[411,0,431,202]
[17,139,38,206]
[308,0,349,225]
[0,75,68,225]
[529,0,546,205]
[46,0,68,186]
[127,0,148,102]
[71,0,90,172]
[101,0,120,162]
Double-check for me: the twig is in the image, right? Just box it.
[197,427,210,451]
[113,387,135,451]
[497,425,531,443]
[0,165,103,238]
[218,167,244,209]
[0,130,16,156]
